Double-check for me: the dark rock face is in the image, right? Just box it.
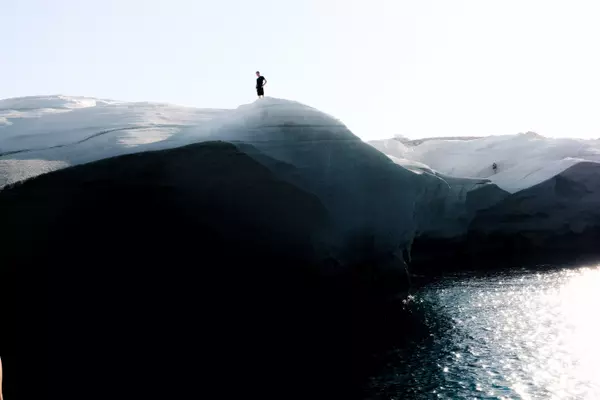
[471,162,600,235]
[465,183,510,215]
[1,141,329,261]
[412,162,600,271]
[0,141,418,400]
[415,177,509,239]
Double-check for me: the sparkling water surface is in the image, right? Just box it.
[368,265,600,399]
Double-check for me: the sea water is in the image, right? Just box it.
[367,265,600,399]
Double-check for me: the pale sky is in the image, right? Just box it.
[2,0,600,140]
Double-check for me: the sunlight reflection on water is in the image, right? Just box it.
[368,265,600,400]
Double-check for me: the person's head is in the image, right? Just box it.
[256,71,260,77]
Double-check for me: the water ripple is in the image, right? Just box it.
[367,265,600,399]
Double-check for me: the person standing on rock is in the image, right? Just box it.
[256,71,267,99]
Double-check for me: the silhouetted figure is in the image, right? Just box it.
[256,71,267,98]
[492,162,498,173]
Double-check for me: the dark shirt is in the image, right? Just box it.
[256,76,265,89]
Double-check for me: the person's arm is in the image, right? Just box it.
[1,357,4,400]
[263,78,267,87]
